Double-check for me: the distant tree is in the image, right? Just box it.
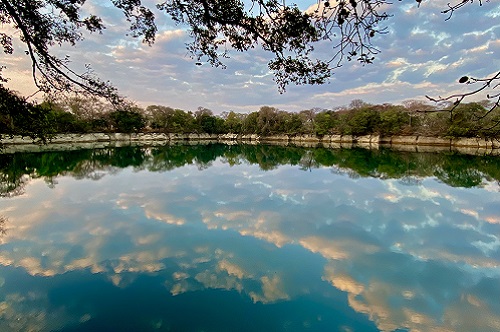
[242,112,259,134]
[45,106,89,133]
[59,95,110,121]
[446,102,494,138]
[194,107,222,134]
[147,105,176,132]
[378,105,411,136]
[402,100,436,113]
[223,111,243,134]
[109,109,145,133]
[257,106,279,135]
[169,109,195,133]
[28,94,115,133]
[417,112,450,137]
[287,113,305,135]
[299,109,317,135]
[314,110,338,135]
[273,111,303,135]
[349,99,370,110]
[200,114,222,134]
[345,107,380,136]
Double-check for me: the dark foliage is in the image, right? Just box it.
[1,0,478,97]
[2,144,500,198]
[0,86,54,142]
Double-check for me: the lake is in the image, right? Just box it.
[1,143,499,331]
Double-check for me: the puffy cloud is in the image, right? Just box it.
[3,1,499,111]
[249,275,290,304]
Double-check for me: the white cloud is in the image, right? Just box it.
[2,1,499,111]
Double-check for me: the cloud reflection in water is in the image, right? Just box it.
[0,155,499,331]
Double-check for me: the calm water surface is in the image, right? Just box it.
[0,144,499,331]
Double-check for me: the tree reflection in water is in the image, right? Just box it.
[0,215,6,237]
[1,143,500,198]
[0,143,499,332]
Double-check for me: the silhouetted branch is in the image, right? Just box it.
[427,71,500,127]
[442,0,484,20]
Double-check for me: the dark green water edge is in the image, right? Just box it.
[1,142,499,198]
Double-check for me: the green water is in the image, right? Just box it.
[0,144,499,331]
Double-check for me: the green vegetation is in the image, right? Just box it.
[1,0,495,110]
[1,2,497,140]
[0,86,55,142]
[2,144,500,198]
[3,93,500,141]
[1,1,496,136]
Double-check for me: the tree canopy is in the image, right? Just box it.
[0,0,496,102]
[0,85,54,141]
[5,93,500,139]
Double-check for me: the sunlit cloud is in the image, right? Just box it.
[218,259,247,279]
[323,267,364,296]
[1,157,500,331]
[249,275,290,304]
[484,216,500,224]
[145,210,185,225]
[2,1,499,111]
[194,269,244,293]
[300,236,380,261]
[0,292,74,332]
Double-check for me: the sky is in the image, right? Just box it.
[3,0,500,114]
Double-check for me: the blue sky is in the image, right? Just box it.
[3,0,500,113]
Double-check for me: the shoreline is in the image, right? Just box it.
[1,133,499,155]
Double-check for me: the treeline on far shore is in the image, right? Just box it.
[2,86,500,141]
